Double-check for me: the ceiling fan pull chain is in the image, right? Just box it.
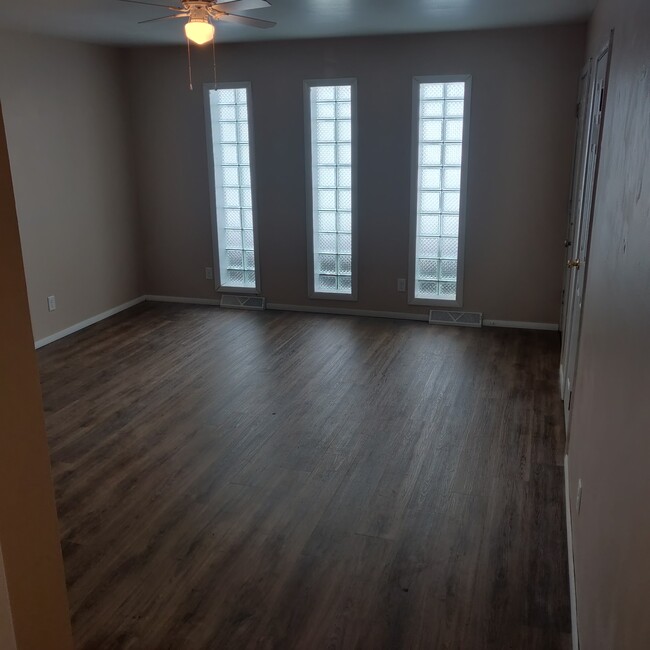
[186,36,193,91]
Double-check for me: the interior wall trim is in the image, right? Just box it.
[565,453,580,650]
[270,306,557,329]
[483,319,560,331]
[145,294,221,306]
[33,296,561,348]
[34,296,146,349]
[266,302,429,322]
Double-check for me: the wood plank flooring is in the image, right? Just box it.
[38,303,571,649]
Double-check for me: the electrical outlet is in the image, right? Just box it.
[397,278,406,292]
[47,295,56,312]
[576,479,583,514]
[205,267,214,281]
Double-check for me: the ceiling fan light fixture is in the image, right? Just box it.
[184,17,215,45]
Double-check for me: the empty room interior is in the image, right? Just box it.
[1,0,649,648]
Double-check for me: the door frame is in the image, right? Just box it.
[559,62,593,353]
[561,34,614,444]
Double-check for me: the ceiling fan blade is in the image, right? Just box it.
[214,12,276,28]
[213,0,271,11]
[138,13,187,23]
[118,0,183,11]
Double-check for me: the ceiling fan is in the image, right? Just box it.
[119,0,276,45]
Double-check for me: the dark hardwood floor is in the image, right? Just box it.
[38,302,571,649]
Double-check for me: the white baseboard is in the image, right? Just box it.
[564,454,580,650]
[483,319,559,331]
[145,294,220,306]
[266,303,429,322]
[34,296,145,349]
[35,295,559,345]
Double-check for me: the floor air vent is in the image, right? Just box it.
[428,310,483,328]
[220,295,266,311]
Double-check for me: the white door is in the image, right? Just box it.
[560,63,593,351]
[561,40,612,436]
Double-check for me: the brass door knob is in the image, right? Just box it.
[567,259,581,269]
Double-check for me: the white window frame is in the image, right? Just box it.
[304,78,359,301]
[204,81,261,294]
[408,74,472,308]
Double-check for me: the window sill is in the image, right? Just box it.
[217,285,260,295]
[408,296,463,309]
[309,291,358,302]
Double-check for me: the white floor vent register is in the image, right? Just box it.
[220,295,266,311]
[428,310,483,327]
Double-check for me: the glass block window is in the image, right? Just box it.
[207,84,259,290]
[306,82,356,297]
[412,79,469,303]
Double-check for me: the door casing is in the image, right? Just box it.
[561,35,614,443]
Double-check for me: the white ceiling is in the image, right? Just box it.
[0,0,596,46]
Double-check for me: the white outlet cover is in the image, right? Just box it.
[205,267,214,281]
[397,278,406,292]
[47,295,56,312]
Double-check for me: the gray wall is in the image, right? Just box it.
[0,32,142,342]
[127,24,586,323]
[568,0,650,648]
